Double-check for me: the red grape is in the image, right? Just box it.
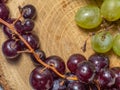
[29,67,53,90]
[67,54,86,74]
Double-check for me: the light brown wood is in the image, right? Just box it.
[0,0,120,90]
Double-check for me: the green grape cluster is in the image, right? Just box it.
[75,0,120,56]
[75,0,120,29]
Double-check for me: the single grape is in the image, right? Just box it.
[67,54,86,74]
[29,67,53,90]
[98,69,115,88]
[88,54,109,74]
[50,78,66,90]
[23,19,34,32]
[30,49,46,65]
[22,33,40,50]
[2,18,16,38]
[45,55,66,79]
[0,3,9,20]
[76,61,96,83]
[101,0,120,21]
[2,39,21,59]
[14,20,24,34]
[91,31,113,53]
[112,34,120,56]
[22,4,36,19]
[67,81,88,90]
[111,67,120,89]
[75,5,102,29]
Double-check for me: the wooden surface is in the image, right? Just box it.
[0,0,120,90]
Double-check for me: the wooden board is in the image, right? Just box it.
[0,0,120,90]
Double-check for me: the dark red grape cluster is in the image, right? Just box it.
[0,1,120,90]
[1,2,38,59]
[30,53,120,90]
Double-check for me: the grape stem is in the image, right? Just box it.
[0,18,78,81]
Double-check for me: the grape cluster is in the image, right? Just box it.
[30,53,120,90]
[75,0,120,56]
[1,2,38,59]
[0,0,120,90]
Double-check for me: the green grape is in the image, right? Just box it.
[75,5,102,29]
[101,0,120,21]
[91,31,113,53]
[113,34,120,56]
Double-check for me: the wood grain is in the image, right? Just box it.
[0,0,120,90]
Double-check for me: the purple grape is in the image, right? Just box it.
[67,54,86,74]
[0,3,9,20]
[2,39,21,59]
[111,67,120,89]
[46,56,66,79]
[22,4,36,19]
[67,81,88,90]
[30,67,53,90]
[76,61,96,83]
[23,19,34,32]
[14,20,24,34]
[98,69,115,88]
[2,18,15,38]
[30,49,46,65]
[88,54,109,74]
[22,33,39,50]
[51,78,66,90]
